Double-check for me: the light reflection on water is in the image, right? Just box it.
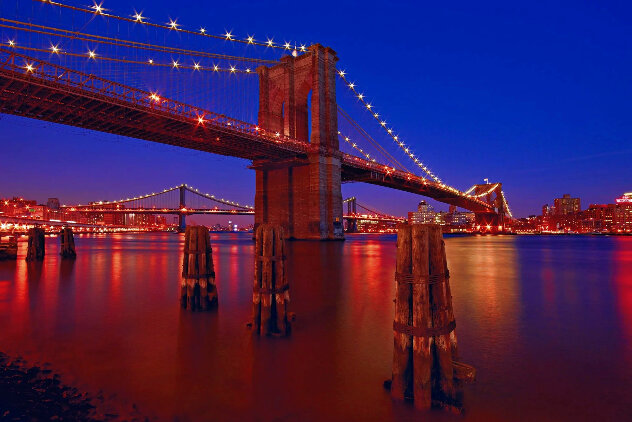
[0,233,630,421]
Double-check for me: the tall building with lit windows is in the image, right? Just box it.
[554,194,581,215]
[408,201,436,224]
[615,193,632,232]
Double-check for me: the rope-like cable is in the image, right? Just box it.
[35,0,307,51]
[0,19,278,64]
[338,105,409,172]
[5,43,255,73]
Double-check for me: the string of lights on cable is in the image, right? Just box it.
[336,69,445,185]
[36,0,311,52]
[338,131,377,163]
[72,184,253,209]
[0,19,278,65]
[3,41,259,73]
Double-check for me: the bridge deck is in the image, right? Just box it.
[0,49,494,214]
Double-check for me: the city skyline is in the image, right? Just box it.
[0,0,630,218]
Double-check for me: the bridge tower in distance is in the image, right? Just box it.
[345,197,358,233]
[178,185,186,232]
[472,182,506,230]
[253,44,343,240]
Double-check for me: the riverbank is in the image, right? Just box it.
[0,352,147,421]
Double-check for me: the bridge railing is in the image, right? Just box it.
[0,48,310,154]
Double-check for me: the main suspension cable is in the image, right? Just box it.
[0,18,278,65]
[35,0,309,51]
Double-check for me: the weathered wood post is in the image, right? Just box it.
[391,224,413,400]
[59,227,76,259]
[411,224,432,409]
[181,225,218,311]
[427,225,457,409]
[252,224,290,336]
[25,227,45,261]
[389,223,475,412]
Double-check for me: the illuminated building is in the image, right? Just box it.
[615,193,632,232]
[554,194,581,215]
[408,201,435,224]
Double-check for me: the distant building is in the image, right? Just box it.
[408,201,435,224]
[615,193,632,232]
[554,194,580,215]
[542,204,551,216]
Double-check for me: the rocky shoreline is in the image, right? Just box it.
[0,352,146,421]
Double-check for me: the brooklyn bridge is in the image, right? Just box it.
[0,0,511,238]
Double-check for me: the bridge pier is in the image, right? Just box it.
[254,44,343,240]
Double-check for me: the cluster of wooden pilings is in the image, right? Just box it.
[24,227,76,261]
[390,223,475,411]
[181,225,218,311]
[251,224,291,336]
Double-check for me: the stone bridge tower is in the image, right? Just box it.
[253,44,343,240]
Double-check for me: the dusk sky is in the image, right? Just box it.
[0,0,630,221]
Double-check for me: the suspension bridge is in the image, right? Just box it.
[58,184,404,232]
[0,0,512,239]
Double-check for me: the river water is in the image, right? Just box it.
[0,233,631,421]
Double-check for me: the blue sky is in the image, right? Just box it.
[0,0,630,219]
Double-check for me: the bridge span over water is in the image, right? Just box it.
[0,2,511,238]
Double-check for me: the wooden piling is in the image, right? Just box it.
[181,225,217,311]
[25,227,45,261]
[411,224,432,410]
[391,224,413,400]
[252,224,291,336]
[59,228,76,259]
[390,223,474,412]
[428,225,457,408]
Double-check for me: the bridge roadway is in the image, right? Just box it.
[0,49,493,214]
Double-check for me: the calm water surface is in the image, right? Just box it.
[0,233,631,421]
